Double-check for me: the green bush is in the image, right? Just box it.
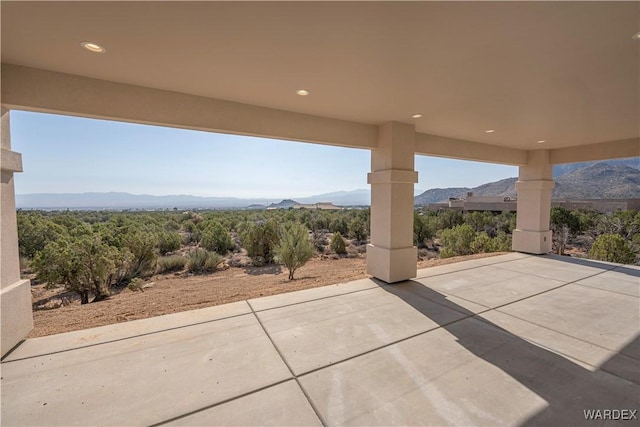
[435,210,464,230]
[329,217,349,235]
[17,212,67,258]
[242,219,280,263]
[157,232,182,255]
[470,232,492,253]
[187,249,224,274]
[125,232,158,279]
[157,255,187,274]
[200,221,233,254]
[589,234,635,264]
[32,234,119,304]
[551,206,581,255]
[464,211,495,233]
[275,223,315,280]
[127,278,145,292]
[439,224,475,258]
[490,230,512,252]
[349,217,368,242]
[413,212,434,248]
[330,231,347,255]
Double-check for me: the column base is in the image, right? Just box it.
[366,244,417,283]
[1,279,33,356]
[512,229,552,254]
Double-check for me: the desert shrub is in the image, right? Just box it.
[435,210,464,230]
[413,212,434,248]
[242,218,280,263]
[275,223,315,280]
[32,234,119,304]
[163,219,181,232]
[439,224,475,258]
[157,232,182,255]
[464,211,495,233]
[573,208,599,234]
[349,217,368,242]
[157,255,187,274]
[187,249,224,274]
[470,231,492,253]
[589,234,636,264]
[330,231,347,255]
[127,278,145,292]
[597,210,640,242]
[312,231,329,253]
[125,232,158,279]
[17,212,67,258]
[201,221,234,254]
[330,217,349,235]
[490,230,512,252]
[111,247,134,286]
[495,211,516,234]
[182,232,199,246]
[550,206,581,255]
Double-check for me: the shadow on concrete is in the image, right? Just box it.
[541,254,639,278]
[381,280,640,426]
[611,266,640,278]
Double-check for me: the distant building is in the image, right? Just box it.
[293,202,343,210]
[551,199,640,213]
[424,192,639,213]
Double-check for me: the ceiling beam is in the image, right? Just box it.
[1,64,377,150]
[549,138,639,165]
[415,133,528,166]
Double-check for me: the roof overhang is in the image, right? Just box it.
[2,1,638,164]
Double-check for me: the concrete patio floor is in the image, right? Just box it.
[2,253,639,426]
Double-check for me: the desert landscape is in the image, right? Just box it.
[28,253,509,337]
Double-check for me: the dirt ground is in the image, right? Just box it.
[28,252,507,338]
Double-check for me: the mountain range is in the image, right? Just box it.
[16,158,640,210]
[15,189,372,210]
[415,161,639,205]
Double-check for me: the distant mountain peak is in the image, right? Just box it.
[553,157,639,178]
[415,161,639,205]
[267,199,299,208]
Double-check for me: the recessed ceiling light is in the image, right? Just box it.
[485,129,495,133]
[537,140,546,144]
[633,32,640,40]
[80,41,106,53]
[411,114,422,119]
[296,89,310,96]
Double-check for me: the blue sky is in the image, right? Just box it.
[10,111,518,199]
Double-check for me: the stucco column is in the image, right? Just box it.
[367,122,418,283]
[1,107,33,356]
[512,149,555,254]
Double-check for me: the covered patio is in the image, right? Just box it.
[3,253,638,425]
[2,1,638,356]
[1,3,639,424]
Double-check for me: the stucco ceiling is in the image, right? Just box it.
[1,1,639,151]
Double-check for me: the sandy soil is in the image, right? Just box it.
[28,252,507,338]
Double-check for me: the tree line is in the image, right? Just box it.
[17,206,638,304]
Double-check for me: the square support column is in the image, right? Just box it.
[367,122,418,283]
[1,107,33,356]
[512,150,555,254]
